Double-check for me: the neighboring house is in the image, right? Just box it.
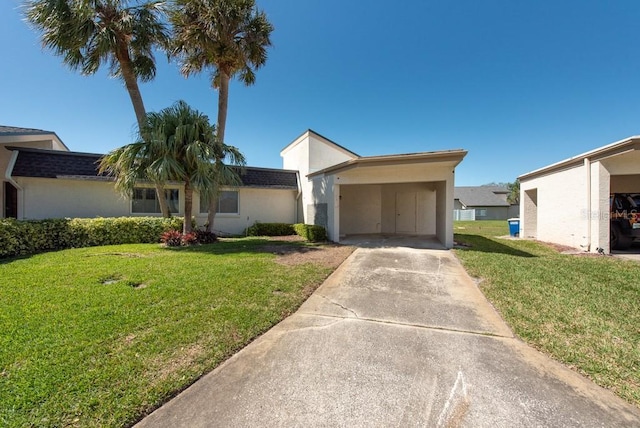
[519,136,640,253]
[2,127,467,247]
[454,186,518,220]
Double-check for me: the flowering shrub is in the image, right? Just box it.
[161,230,183,247]
[160,230,199,247]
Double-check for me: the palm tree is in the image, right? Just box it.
[100,100,244,234]
[24,0,172,216]
[170,0,273,230]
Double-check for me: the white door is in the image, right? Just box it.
[396,192,416,233]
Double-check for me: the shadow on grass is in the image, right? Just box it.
[454,234,536,258]
[169,238,328,256]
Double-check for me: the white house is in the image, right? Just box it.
[2,126,467,247]
[519,136,640,253]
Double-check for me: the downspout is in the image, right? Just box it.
[5,149,24,219]
[295,171,302,223]
[584,157,591,252]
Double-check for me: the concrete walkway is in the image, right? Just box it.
[136,247,640,427]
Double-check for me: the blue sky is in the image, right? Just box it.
[2,0,640,185]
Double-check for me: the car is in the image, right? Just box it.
[610,193,640,250]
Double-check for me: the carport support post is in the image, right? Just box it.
[591,162,610,253]
[333,183,340,242]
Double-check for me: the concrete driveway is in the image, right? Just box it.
[136,247,640,427]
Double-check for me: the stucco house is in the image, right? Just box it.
[454,186,518,220]
[2,126,467,247]
[519,136,640,253]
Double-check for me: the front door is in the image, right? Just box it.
[395,191,416,233]
[4,182,17,218]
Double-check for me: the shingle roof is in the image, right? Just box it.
[454,186,510,207]
[8,147,298,189]
[236,167,298,189]
[0,125,55,136]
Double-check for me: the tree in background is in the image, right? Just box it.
[24,0,172,216]
[170,0,273,231]
[507,179,520,205]
[99,100,245,234]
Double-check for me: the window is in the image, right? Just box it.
[132,188,179,214]
[475,208,487,217]
[200,190,239,214]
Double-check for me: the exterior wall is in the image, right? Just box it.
[520,164,589,249]
[194,187,297,235]
[13,177,296,236]
[380,183,436,235]
[610,174,640,193]
[1,141,62,218]
[281,132,356,226]
[340,184,382,234]
[14,177,131,219]
[473,206,509,220]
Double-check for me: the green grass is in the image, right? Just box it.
[454,220,640,406]
[0,239,340,427]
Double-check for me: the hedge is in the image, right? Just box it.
[245,222,295,236]
[0,217,185,259]
[244,222,327,242]
[293,223,327,242]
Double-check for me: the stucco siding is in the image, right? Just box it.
[340,184,382,234]
[15,177,130,219]
[195,188,297,235]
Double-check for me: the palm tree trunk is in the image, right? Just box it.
[206,71,231,232]
[117,42,170,217]
[184,181,193,234]
[216,71,230,143]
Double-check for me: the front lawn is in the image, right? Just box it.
[0,239,349,427]
[454,220,640,406]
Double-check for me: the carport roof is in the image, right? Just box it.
[307,149,467,177]
[519,135,640,181]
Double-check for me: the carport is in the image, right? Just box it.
[308,150,467,248]
[520,136,640,253]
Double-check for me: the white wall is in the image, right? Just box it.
[281,131,357,225]
[339,184,382,234]
[14,177,296,236]
[15,177,131,219]
[520,165,590,249]
[194,187,297,235]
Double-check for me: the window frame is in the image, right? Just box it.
[199,190,240,216]
[131,187,180,215]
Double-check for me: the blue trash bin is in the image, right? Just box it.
[508,218,520,237]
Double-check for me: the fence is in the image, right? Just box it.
[453,209,476,221]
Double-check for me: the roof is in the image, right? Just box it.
[454,186,510,207]
[308,149,467,177]
[7,147,298,189]
[519,135,640,181]
[0,125,56,136]
[280,129,359,158]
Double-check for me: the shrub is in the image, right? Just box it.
[293,224,327,242]
[195,229,217,244]
[0,217,187,259]
[245,222,295,236]
[161,230,183,247]
[161,230,200,247]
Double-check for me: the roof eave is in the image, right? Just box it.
[308,150,467,178]
[519,136,640,181]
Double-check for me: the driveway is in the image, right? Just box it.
[136,247,640,427]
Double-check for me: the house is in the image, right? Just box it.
[454,186,518,220]
[2,127,467,247]
[519,136,640,253]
